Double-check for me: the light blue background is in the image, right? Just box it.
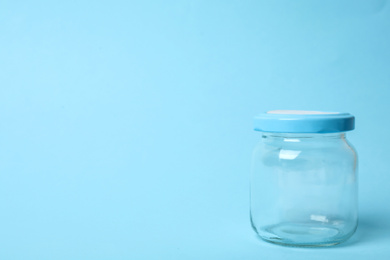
[1,0,390,259]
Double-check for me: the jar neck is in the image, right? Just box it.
[262,132,346,143]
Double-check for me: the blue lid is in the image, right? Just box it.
[254,110,355,133]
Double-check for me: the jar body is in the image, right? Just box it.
[250,133,358,247]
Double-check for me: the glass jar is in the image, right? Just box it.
[250,110,358,247]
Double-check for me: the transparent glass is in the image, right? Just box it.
[250,132,358,247]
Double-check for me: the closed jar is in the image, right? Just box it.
[250,110,358,247]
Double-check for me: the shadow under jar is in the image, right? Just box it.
[250,110,358,247]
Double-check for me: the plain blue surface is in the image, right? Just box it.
[254,111,355,133]
[1,0,390,259]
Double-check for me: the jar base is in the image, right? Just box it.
[256,222,356,247]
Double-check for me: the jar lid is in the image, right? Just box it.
[254,110,355,133]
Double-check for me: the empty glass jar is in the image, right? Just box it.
[250,110,358,247]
